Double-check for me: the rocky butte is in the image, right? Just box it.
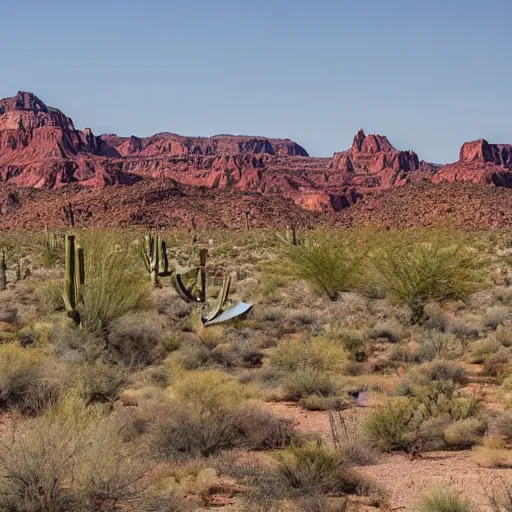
[1,91,512,229]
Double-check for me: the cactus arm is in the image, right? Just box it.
[203,274,231,322]
[171,273,200,302]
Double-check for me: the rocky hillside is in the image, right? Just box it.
[1,91,512,229]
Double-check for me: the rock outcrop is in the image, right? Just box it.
[2,90,512,227]
[433,139,512,187]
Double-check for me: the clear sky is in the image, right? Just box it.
[1,0,510,163]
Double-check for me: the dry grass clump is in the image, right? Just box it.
[244,443,380,510]
[107,311,167,367]
[150,370,292,459]
[473,437,512,468]
[0,399,185,512]
[417,487,471,512]
[270,335,347,401]
[0,343,63,415]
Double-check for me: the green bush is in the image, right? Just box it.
[79,235,151,332]
[418,487,471,512]
[280,232,368,300]
[276,444,362,494]
[282,368,339,401]
[363,398,415,452]
[371,230,481,323]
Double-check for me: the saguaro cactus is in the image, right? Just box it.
[140,234,171,287]
[286,225,298,246]
[0,250,6,291]
[63,234,84,325]
[171,248,233,323]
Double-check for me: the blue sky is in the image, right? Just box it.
[1,0,510,163]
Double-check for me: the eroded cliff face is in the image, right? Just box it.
[2,91,512,222]
[433,139,512,187]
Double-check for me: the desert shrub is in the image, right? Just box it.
[419,330,465,360]
[397,362,467,396]
[363,398,416,452]
[280,232,368,300]
[417,487,471,512]
[484,306,510,330]
[496,325,512,347]
[35,279,65,313]
[73,363,130,405]
[235,403,294,450]
[150,370,265,459]
[0,401,177,512]
[51,323,104,363]
[276,444,364,495]
[494,286,512,305]
[470,339,500,364]
[0,344,62,415]
[447,318,481,340]
[371,231,480,323]
[271,336,347,374]
[492,412,512,441]
[107,312,166,367]
[79,235,151,332]
[282,368,339,401]
[369,320,406,343]
[482,350,511,380]
[443,418,485,449]
[339,329,367,361]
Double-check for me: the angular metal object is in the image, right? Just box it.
[203,301,253,327]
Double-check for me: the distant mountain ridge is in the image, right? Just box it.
[1,90,512,229]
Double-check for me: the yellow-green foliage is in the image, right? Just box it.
[0,344,60,413]
[371,230,482,322]
[280,230,369,300]
[270,335,347,373]
[35,280,65,313]
[418,487,471,512]
[78,233,151,332]
[170,369,257,413]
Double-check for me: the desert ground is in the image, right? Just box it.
[1,228,512,512]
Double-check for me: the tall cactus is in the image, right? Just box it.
[0,250,6,291]
[63,234,84,326]
[171,248,232,323]
[140,234,171,287]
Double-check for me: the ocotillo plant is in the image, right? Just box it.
[63,234,85,326]
[0,250,6,291]
[140,234,172,287]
